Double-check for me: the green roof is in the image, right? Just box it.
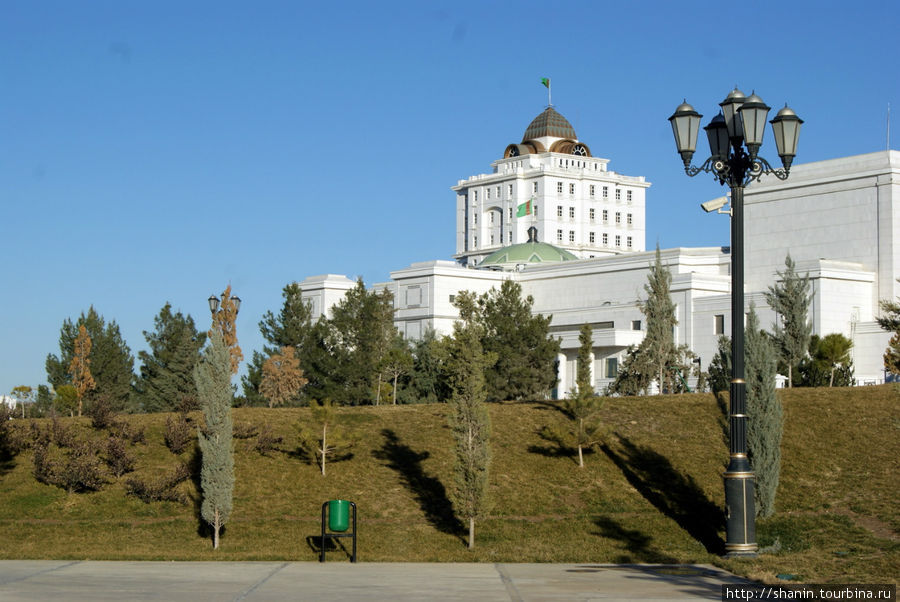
[479,241,578,270]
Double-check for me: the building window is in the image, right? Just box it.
[615,188,621,201]
[508,207,513,220]
[569,230,575,242]
[474,213,478,225]
[615,212,621,225]
[631,320,641,331]
[474,235,478,247]
[605,357,619,379]
[602,209,608,223]
[602,186,608,198]
[486,188,491,200]
[589,231,595,243]
[627,236,632,248]
[602,233,608,245]
[627,213,633,225]
[490,212,495,224]
[508,184,513,196]
[496,186,501,198]
[715,314,725,335]
[627,190,633,203]
[568,207,575,219]
[615,234,621,247]
[533,182,538,193]
[556,229,563,242]
[557,182,563,194]
[534,205,538,216]
[590,184,595,197]
[569,183,575,194]
[490,234,494,245]
[474,190,478,202]
[557,205,563,218]
[597,321,614,329]
[589,208,595,221]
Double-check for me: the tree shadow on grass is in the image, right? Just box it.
[593,514,679,563]
[372,429,465,542]
[601,436,725,555]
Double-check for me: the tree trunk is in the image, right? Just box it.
[320,425,327,476]
[578,444,584,467]
[392,374,398,405]
[829,366,835,387]
[213,509,220,549]
[375,374,382,405]
[788,364,793,388]
[468,517,475,549]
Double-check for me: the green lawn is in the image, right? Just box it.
[0,385,896,585]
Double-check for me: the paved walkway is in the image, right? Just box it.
[0,561,751,601]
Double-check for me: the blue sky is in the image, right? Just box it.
[2,0,897,397]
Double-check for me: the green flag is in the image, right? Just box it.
[516,199,532,217]
[541,77,550,88]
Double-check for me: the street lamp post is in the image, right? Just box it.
[207,288,243,375]
[668,89,802,557]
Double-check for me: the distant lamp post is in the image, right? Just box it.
[207,287,243,375]
[208,293,241,316]
[669,89,802,558]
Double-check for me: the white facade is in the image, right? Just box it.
[452,107,648,266]
[295,105,897,394]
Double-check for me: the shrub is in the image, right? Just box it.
[124,463,190,504]
[50,417,77,448]
[88,396,115,430]
[164,413,193,455]
[34,440,107,494]
[108,418,145,445]
[233,422,259,439]
[253,424,283,456]
[105,436,135,477]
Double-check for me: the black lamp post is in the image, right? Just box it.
[669,88,802,557]
[208,293,241,317]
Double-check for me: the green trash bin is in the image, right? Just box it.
[328,499,351,532]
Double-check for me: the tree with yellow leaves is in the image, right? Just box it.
[68,325,96,416]
[210,285,243,375]
[260,346,308,408]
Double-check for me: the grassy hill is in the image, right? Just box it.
[0,385,896,584]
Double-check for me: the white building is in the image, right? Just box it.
[297,106,897,395]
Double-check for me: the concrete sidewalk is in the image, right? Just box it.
[0,561,751,601]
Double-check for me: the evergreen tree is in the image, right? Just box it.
[745,304,782,518]
[295,399,353,476]
[876,279,900,375]
[475,279,559,401]
[259,346,308,408]
[638,246,678,393]
[445,292,494,549]
[194,330,234,550]
[328,278,396,405]
[816,333,854,387]
[607,345,653,396]
[797,334,855,387]
[380,334,414,405]
[400,327,450,404]
[543,324,604,467]
[764,254,812,387]
[138,303,206,413]
[46,307,134,412]
[707,336,732,395]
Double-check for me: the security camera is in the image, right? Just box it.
[700,196,729,213]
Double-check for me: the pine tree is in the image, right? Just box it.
[543,324,604,467]
[401,327,450,404]
[876,279,900,375]
[68,325,96,417]
[816,333,854,387]
[380,334,413,405]
[707,336,732,395]
[745,304,782,518]
[638,246,678,393]
[295,398,353,476]
[210,285,243,375]
[476,279,559,401]
[46,307,135,412]
[764,254,812,387]
[138,303,206,413]
[445,292,494,549]
[259,346,308,408]
[194,330,234,549]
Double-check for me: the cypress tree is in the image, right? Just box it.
[638,246,678,393]
[764,254,812,387]
[745,304,782,518]
[194,330,234,549]
[445,292,494,548]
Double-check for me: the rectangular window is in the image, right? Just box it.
[486,188,491,200]
[557,205,563,217]
[490,212,495,224]
[627,236,632,248]
[568,230,575,242]
[615,188,621,201]
[627,213,633,225]
[631,320,641,331]
[474,213,478,225]
[590,185,595,197]
[602,209,608,223]
[534,205,538,216]
[533,182,538,193]
[589,231,595,243]
[508,184,513,196]
[605,357,619,379]
[602,233,608,245]
[627,190,633,203]
[568,207,575,219]
[556,229,563,242]
[497,186,501,197]
[569,183,575,194]
[715,314,725,335]
[615,234,621,247]
[602,186,608,198]
[615,212,621,225]
[508,207,513,220]
[589,208,595,221]
[474,190,478,202]
[490,234,494,245]
[557,182,563,194]
[474,235,478,247]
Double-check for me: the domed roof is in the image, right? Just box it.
[479,227,578,270]
[523,106,577,141]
